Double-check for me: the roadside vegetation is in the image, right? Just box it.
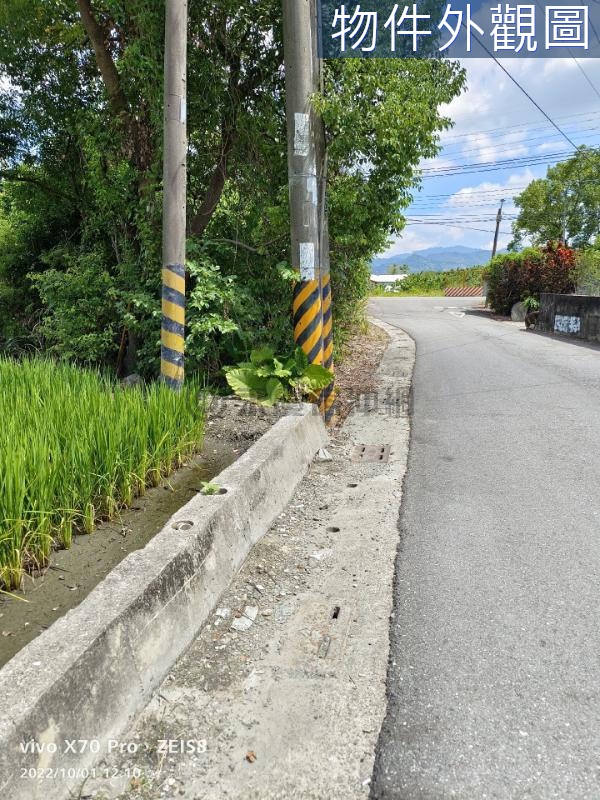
[370,266,486,297]
[0,3,465,375]
[511,148,600,249]
[575,245,600,295]
[0,360,204,591]
[224,347,333,406]
[486,243,576,315]
[0,4,468,591]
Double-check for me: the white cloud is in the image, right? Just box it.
[440,57,600,143]
[445,170,536,211]
[378,57,600,257]
[536,141,561,153]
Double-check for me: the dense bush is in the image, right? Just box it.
[0,3,465,380]
[371,266,486,296]
[486,243,576,315]
[575,243,600,295]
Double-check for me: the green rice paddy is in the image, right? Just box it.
[0,359,205,590]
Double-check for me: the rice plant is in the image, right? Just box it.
[0,359,205,590]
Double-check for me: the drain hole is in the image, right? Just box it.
[332,606,341,620]
[217,487,228,495]
[172,520,194,532]
[347,483,358,488]
[327,526,340,533]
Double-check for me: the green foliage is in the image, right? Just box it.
[486,243,576,315]
[0,358,205,589]
[575,242,600,295]
[522,295,540,312]
[387,264,409,275]
[30,247,119,362]
[512,148,600,249]
[200,481,221,496]
[224,346,333,406]
[0,2,466,377]
[370,266,486,296]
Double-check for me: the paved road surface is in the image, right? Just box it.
[370,297,600,800]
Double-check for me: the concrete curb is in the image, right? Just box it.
[0,404,327,800]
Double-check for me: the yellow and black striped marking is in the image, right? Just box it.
[293,278,323,371]
[161,262,185,389]
[320,273,336,424]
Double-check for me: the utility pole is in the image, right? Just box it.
[282,0,324,388]
[561,189,569,244]
[161,0,188,389]
[311,0,336,424]
[491,198,505,261]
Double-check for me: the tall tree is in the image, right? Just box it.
[511,147,600,249]
[0,1,465,374]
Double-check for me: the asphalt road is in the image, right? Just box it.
[369,297,600,800]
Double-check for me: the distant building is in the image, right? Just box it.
[370,274,407,290]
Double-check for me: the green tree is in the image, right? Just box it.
[0,1,465,376]
[387,265,409,275]
[511,147,600,249]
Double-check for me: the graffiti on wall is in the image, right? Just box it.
[554,314,581,334]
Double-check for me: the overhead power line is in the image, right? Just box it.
[533,0,600,101]
[422,149,573,172]
[571,57,600,101]
[438,130,600,160]
[468,29,579,149]
[405,221,513,235]
[440,110,600,143]
[578,0,600,47]
[420,150,577,177]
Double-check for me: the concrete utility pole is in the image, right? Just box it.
[310,0,336,424]
[282,0,324,382]
[161,0,188,389]
[491,198,505,261]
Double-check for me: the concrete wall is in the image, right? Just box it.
[537,293,600,343]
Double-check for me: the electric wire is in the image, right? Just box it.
[467,29,579,148]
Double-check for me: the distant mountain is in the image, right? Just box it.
[372,246,494,274]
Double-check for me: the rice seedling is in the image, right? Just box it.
[0,358,205,590]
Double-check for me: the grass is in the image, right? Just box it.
[370,286,447,297]
[0,359,205,590]
[370,266,487,297]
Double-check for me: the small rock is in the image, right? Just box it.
[274,600,295,622]
[310,548,333,562]
[231,606,258,631]
[261,609,273,617]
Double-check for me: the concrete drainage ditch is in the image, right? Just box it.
[0,402,327,800]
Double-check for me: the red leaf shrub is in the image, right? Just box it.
[486,243,576,315]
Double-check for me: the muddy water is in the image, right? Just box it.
[0,437,237,668]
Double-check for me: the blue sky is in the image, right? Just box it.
[382,56,600,256]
